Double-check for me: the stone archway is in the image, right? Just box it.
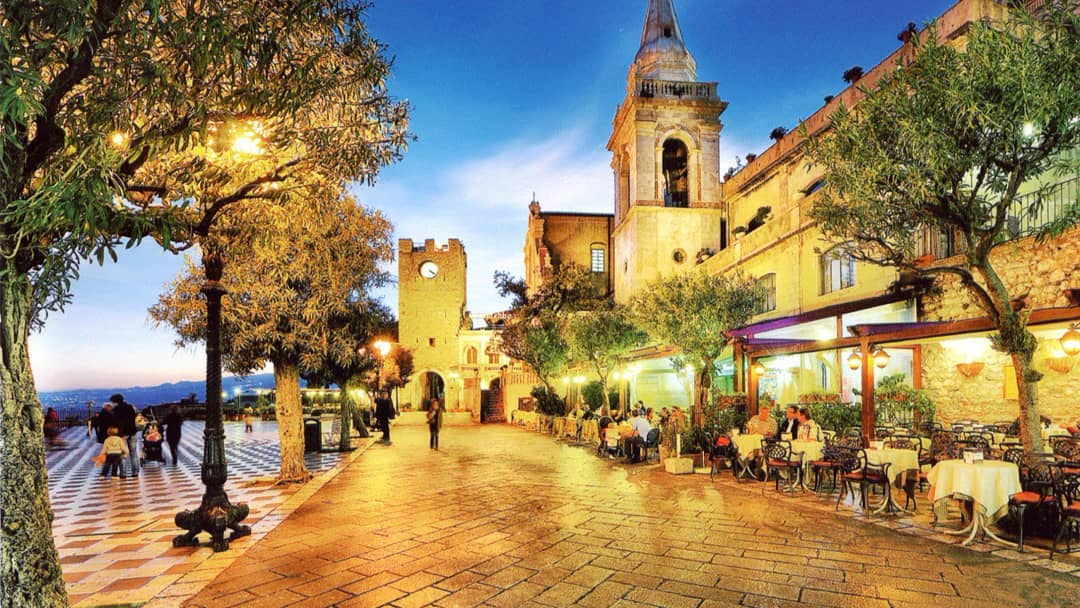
[421,371,445,406]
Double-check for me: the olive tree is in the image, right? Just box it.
[804,2,1080,451]
[631,272,763,414]
[2,1,408,603]
[151,189,395,481]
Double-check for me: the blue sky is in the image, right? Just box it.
[30,0,955,390]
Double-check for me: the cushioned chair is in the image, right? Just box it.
[1008,457,1059,553]
[762,440,804,496]
[809,443,842,496]
[596,416,613,457]
[836,448,891,517]
[709,433,738,480]
[1051,470,1080,560]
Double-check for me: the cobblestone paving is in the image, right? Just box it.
[46,420,368,607]
[183,424,1080,608]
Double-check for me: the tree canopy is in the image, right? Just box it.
[804,1,1080,450]
[151,187,395,478]
[630,272,763,411]
[566,306,647,413]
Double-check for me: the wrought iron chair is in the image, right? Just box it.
[709,433,739,480]
[1050,468,1080,560]
[762,440,804,496]
[809,441,843,496]
[1007,456,1059,553]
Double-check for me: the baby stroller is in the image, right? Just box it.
[141,421,166,464]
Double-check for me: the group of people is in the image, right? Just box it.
[369,390,445,451]
[747,404,822,442]
[593,401,687,464]
[94,394,184,478]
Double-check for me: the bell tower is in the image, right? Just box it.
[608,0,728,302]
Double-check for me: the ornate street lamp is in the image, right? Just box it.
[1060,324,1080,356]
[174,120,272,552]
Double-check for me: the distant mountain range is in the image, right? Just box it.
[38,373,283,417]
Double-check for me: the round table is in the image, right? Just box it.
[790,440,824,489]
[865,447,921,513]
[731,434,765,479]
[927,459,1021,546]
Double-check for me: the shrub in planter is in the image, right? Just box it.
[531,385,566,417]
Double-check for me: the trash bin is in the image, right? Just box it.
[303,418,321,452]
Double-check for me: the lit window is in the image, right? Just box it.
[755,273,776,314]
[821,245,856,294]
[591,246,605,273]
[465,346,478,365]
[487,352,500,365]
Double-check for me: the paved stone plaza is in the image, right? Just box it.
[175,424,1079,608]
[47,420,370,607]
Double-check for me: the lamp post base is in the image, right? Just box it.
[173,496,250,552]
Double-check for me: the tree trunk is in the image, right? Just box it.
[338,378,356,452]
[273,360,310,482]
[694,359,713,427]
[1,270,69,607]
[1011,351,1042,453]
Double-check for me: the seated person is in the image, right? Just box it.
[797,407,823,442]
[777,405,800,440]
[746,405,777,437]
[624,409,653,463]
[659,407,671,426]
[646,408,656,424]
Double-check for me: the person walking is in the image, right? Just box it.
[164,404,184,465]
[243,406,254,433]
[374,390,394,444]
[426,398,444,451]
[109,394,140,477]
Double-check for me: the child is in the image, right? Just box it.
[99,426,128,478]
[243,407,254,433]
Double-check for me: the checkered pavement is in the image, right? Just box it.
[46,419,369,607]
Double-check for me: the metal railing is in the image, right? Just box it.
[917,174,1079,259]
[635,78,717,100]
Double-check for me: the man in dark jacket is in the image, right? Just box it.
[94,402,114,443]
[374,390,395,444]
[110,394,140,477]
[777,404,800,440]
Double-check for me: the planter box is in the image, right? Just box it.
[664,457,694,475]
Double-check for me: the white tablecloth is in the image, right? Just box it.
[866,447,920,484]
[790,440,824,463]
[732,434,765,460]
[927,460,1021,519]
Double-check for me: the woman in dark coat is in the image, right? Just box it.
[164,404,184,465]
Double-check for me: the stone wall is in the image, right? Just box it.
[922,341,1080,427]
[921,225,1080,320]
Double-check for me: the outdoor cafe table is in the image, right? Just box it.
[732,433,765,479]
[581,419,599,443]
[790,439,824,489]
[927,459,1021,546]
[865,447,921,514]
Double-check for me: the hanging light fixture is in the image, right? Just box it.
[752,361,766,375]
[872,347,890,369]
[1061,324,1080,357]
[846,351,862,370]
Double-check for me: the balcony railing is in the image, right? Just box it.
[916,174,1079,259]
[635,78,717,100]
[1005,174,1079,239]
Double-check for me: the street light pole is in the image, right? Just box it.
[173,250,250,552]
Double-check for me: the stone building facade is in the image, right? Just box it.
[521,0,1080,427]
[397,238,535,421]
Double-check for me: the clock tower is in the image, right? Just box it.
[397,238,468,409]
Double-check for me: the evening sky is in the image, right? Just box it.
[30,0,954,390]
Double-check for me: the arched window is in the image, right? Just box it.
[755,273,776,314]
[662,139,689,207]
[464,346,478,365]
[821,245,856,294]
[590,244,606,273]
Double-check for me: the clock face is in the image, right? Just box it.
[419,261,439,279]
